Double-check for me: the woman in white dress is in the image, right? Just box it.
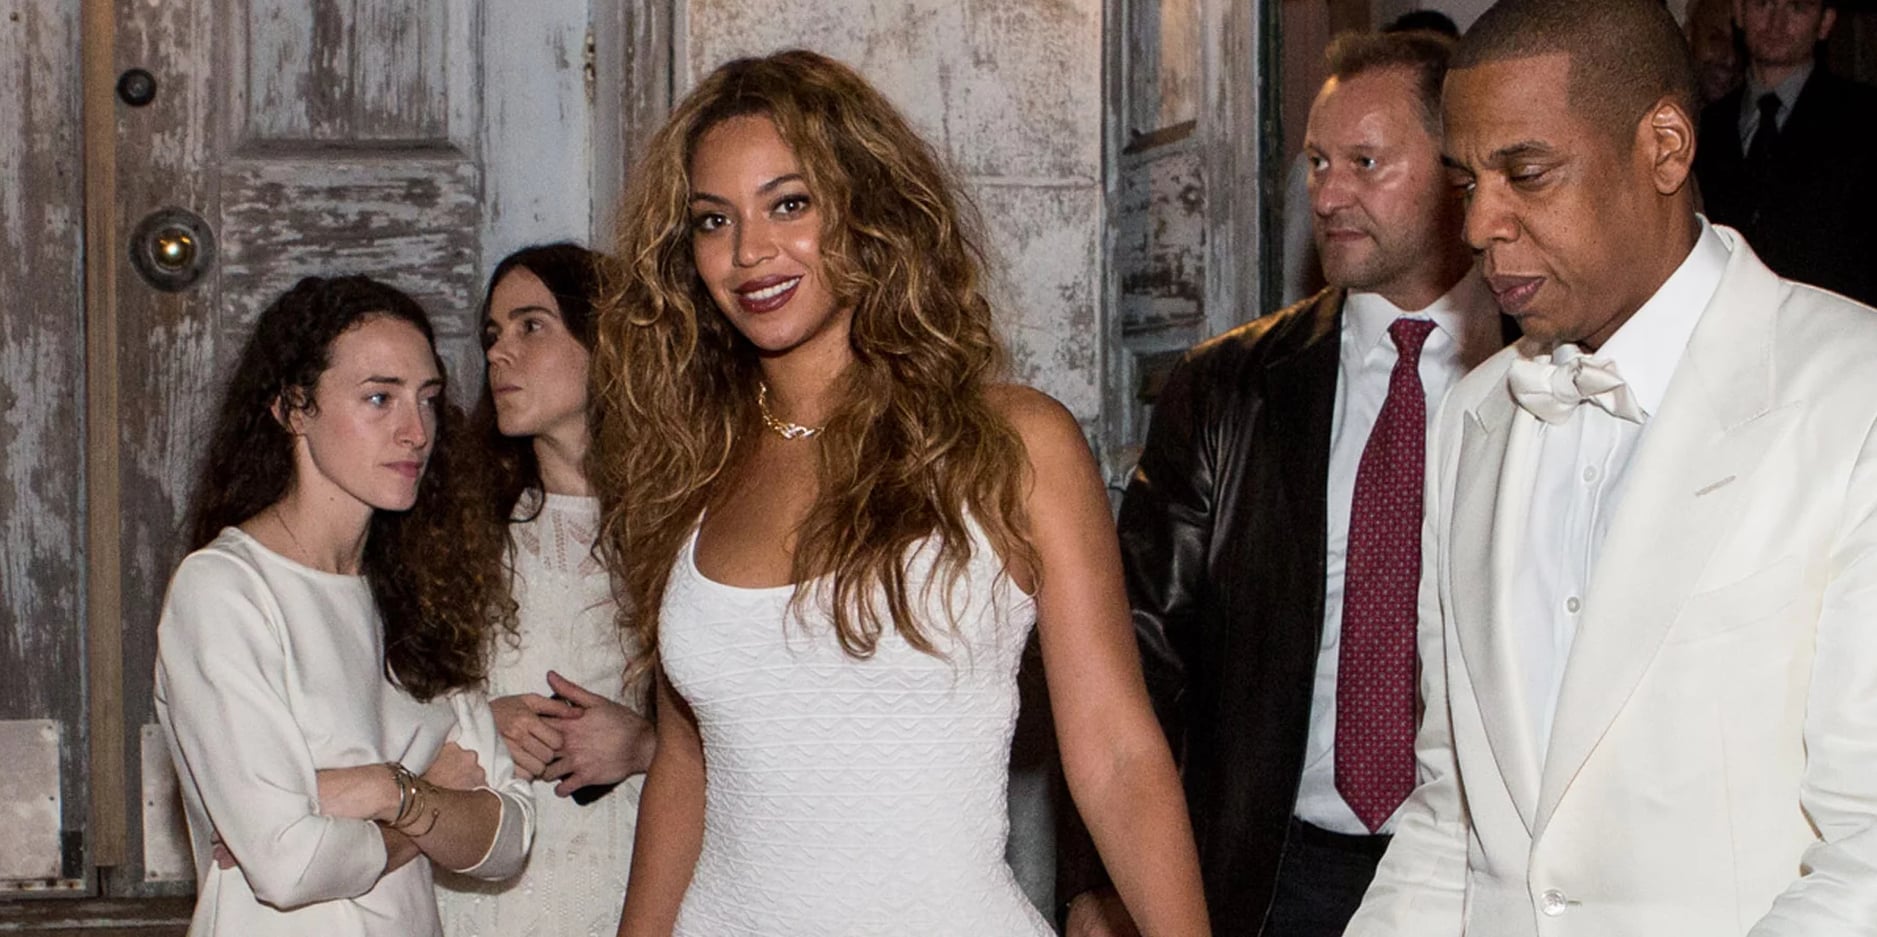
[155,276,535,937]
[436,244,654,936]
[592,51,1210,936]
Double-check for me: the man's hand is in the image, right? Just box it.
[541,669,657,797]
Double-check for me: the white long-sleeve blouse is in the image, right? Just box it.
[154,527,534,936]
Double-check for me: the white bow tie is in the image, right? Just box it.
[1506,347,1645,425]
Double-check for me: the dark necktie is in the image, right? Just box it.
[1336,316,1436,833]
[1747,92,1782,166]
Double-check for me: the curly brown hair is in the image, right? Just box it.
[187,275,514,701]
[590,49,1037,677]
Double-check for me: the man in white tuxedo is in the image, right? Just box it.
[1343,0,1877,934]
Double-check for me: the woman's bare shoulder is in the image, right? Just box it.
[983,382,1084,454]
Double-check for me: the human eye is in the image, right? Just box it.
[691,211,728,233]
[1306,153,1328,173]
[1508,165,1550,188]
[1355,155,1377,170]
[774,194,812,217]
[366,392,390,407]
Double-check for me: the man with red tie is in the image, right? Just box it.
[1065,28,1507,937]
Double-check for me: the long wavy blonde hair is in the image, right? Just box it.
[590,49,1036,676]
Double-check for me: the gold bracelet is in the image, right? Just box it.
[389,776,442,836]
[385,762,419,827]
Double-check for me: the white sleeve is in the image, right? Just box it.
[1748,418,1877,934]
[1343,391,1471,936]
[155,552,388,908]
[440,689,536,879]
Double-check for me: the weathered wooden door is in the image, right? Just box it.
[0,0,90,895]
[1100,0,1277,469]
[0,0,667,899]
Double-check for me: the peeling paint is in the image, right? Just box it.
[1116,145,1205,336]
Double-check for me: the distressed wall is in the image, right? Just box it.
[681,0,1105,426]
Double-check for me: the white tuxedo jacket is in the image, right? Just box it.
[1345,229,1877,936]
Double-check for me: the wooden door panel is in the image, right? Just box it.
[238,0,462,144]
[0,0,91,892]
[217,159,484,383]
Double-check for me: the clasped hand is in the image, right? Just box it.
[490,669,655,798]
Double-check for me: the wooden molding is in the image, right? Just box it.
[82,0,126,872]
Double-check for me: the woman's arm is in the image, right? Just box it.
[314,740,507,873]
[616,672,706,937]
[154,554,391,908]
[995,386,1211,937]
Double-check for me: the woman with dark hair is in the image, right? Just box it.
[594,50,1208,936]
[436,244,653,937]
[154,275,534,936]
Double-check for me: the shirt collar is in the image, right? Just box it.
[1744,61,1813,118]
[1590,217,1729,418]
[1344,268,1498,359]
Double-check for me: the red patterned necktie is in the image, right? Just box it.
[1336,316,1436,833]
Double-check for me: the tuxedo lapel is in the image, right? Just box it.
[1535,232,1798,835]
[1451,377,1544,832]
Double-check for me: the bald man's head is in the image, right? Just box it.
[1454,0,1697,146]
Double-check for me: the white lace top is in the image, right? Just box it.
[437,494,644,937]
[662,522,1053,936]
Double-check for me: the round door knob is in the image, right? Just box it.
[117,68,157,107]
[129,208,216,293]
[152,229,196,271]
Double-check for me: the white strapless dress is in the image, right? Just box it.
[660,523,1055,936]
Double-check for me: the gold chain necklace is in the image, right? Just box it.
[756,383,822,440]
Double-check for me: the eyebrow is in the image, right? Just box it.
[1488,141,1555,163]
[361,375,446,390]
[488,304,558,321]
[689,172,808,206]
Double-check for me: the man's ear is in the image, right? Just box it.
[1641,97,1697,196]
[1819,7,1838,42]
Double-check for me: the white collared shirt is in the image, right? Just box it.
[1511,219,1730,757]
[1293,270,1503,835]
[1738,62,1812,151]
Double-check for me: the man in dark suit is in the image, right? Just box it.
[1064,29,1507,937]
[1693,0,1877,305]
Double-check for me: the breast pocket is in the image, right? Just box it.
[1667,555,1806,645]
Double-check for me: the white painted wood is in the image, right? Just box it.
[138,725,190,884]
[0,720,64,883]
[479,0,596,272]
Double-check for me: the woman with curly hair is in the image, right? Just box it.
[436,244,654,937]
[594,50,1208,936]
[154,276,534,936]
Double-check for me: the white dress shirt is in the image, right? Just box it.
[1510,220,1729,757]
[1737,62,1812,151]
[1294,271,1502,835]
